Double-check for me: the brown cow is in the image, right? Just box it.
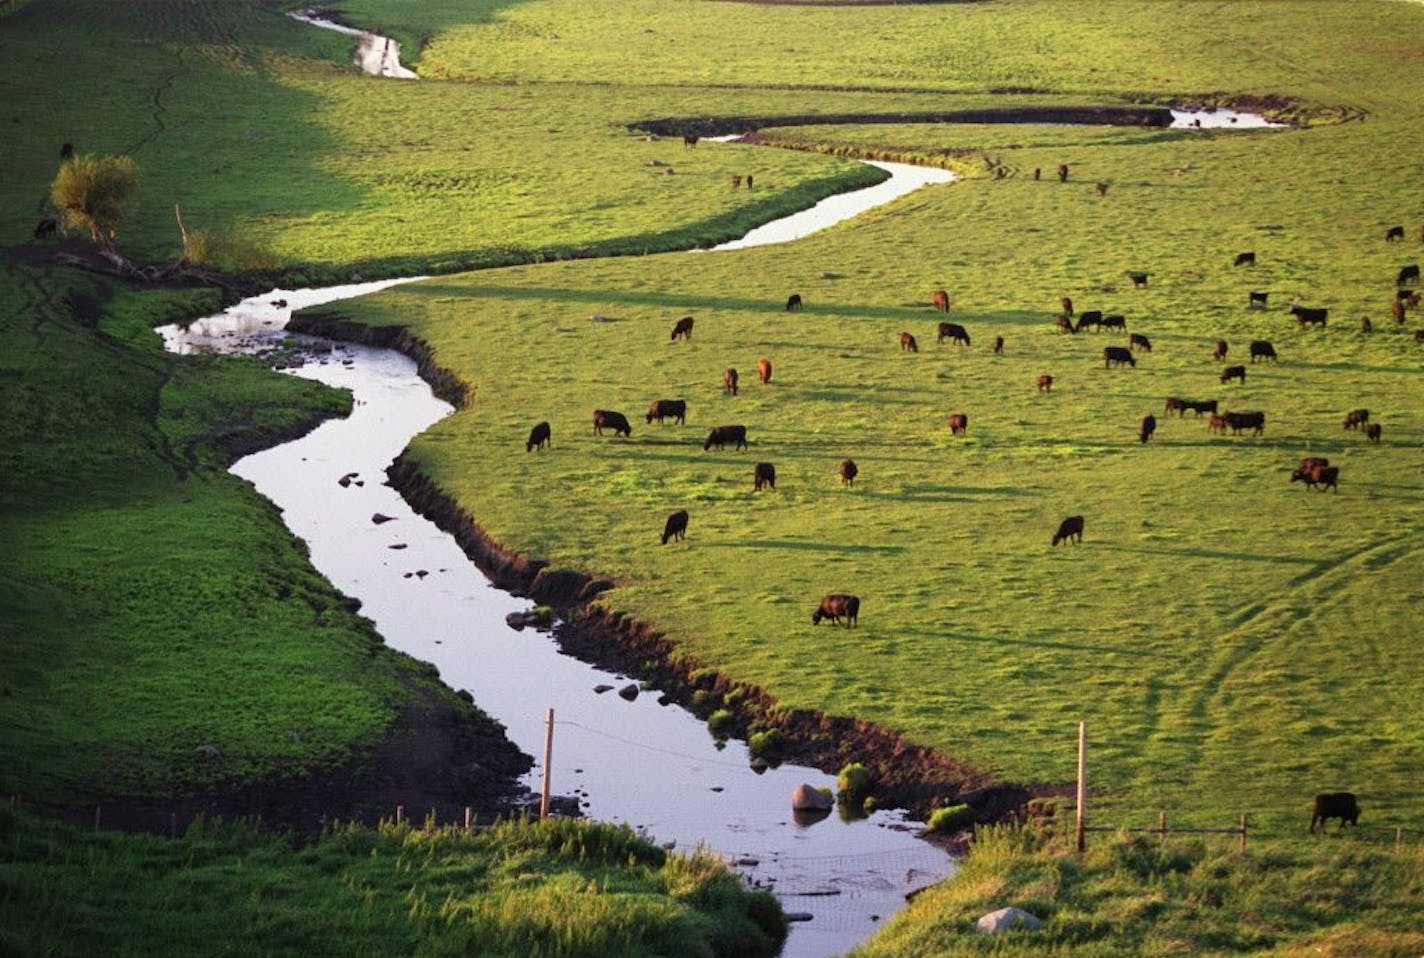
[1343,408,1369,431]
[723,367,739,396]
[1164,397,1188,417]
[1295,456,1330,477]
[1128,332,1151,352]
[670,316,694,341]
[1292,463,1339,492]
[757,357,773,384]
[661,509,688,545]
[900,332,919,353]
[1060,296,1074,317]
[1221,365,1246,384]
[812,593,860,627]
[1057,163,1069,182]
[1139,414,1156,444]
[731,174,743,189]
[1037,374,1054,393]
[1213,339,1229,362]
[753,462,776,491]
[938,322,970,346]
[1391,299,1406,324]
[1052,515,1084,546]
[593,410,632,437]
[526,421,551,452]
[838,458,858,486]
[1055,314,1077,334]
[1360,315,1373,334]
[1095,181,1109,196]
[948,412,969,437]
[1365,423,1382,443]
[932,289,950,313]
[1208,414,1228,435]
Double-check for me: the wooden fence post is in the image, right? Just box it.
[1158,809,1167,841]
[395,805,404,826]
[540,708,555,822]
[464,806,473,833]
[1075,721,1087,853]
[1239,813,1248,852]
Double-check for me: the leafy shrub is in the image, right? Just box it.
[747,728,784,758]
[927,804,974,833]
[707,709,734,737]
[837,762,873,803]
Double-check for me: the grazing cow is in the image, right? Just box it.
[670,316,694,341]
[1385,225,1404,242]
[1061,296,1074,317]
[646,399,687,425]
[1221,364,1246,384]
[1391,299,1406,324]
[1248,291,1268,309]
[1214,339,1230,362]
[900,332,918,353]
[1310,792,1359,833]
[1224,410,1266,436]
[593,409,632,437]
[1164,397,1188,417]
[1034,167,1042,180]
[526,421,551,453]
[753,462,776,491]
[1185,399,1218,417]
[745,174,753,190]
[839,458,858,486]
[1249,340,1277,363]
[1101,315,1127,332]
[661,509,688,545]
[757,357,772,385]
[1104,346,1136,368]
[1127,271,1149,288]
[1343,408,1369,431]
[993,335,1004,354]
[785,293,802,311]
[683,134,699,147]
[1365,422,1382,443]
[937,322,970,346]
[1399,264,1420,286]
[731,174,743,189]
[1057,163,1069,182]
[1129,332,1151,352]
[703,424,748,451]
[1075,310,1104,332]
[1292,305,1328,328]
[1397,289,1421,306]
[1139,414,1156,444]
[723,367,739,395]
[933,289,951,313]
[1052,515,1084,546]
[948,412,969,437]
[1234,251,1256,266]
[32,217,57,239]
[812,593,860,627]
[1038,374,1054,393]
[1055,314,1077,334]
[60,141,73,159]
[1208,413,1228,434]
[1360,315,1373,333]
[1294,457,1330,478]
[1095,181,1109,196]
[1292,463,1339,492]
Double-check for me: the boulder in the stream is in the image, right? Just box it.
[792,783,834,812]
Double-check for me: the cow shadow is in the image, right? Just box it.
[1095,542,1316,567]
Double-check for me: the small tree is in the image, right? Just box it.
[49,154,139,251]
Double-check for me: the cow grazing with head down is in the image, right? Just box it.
[948,412,969,437]
[1292,463,1338,492]
[753,462,776,491]
[1385,225,1404,242]
[1365,422,1382,443]
[526,421,551,452]
[661,509,688,545]
[1038,374,1054,393]
[1224,411,1266,436]
[704,425,748,451]
[1391,299,1407,324]
[1101,315,1127,332]
[1139,414,1156,444]
[1343,408,1369,430]
[646,399,687,425]
[785,293,802,311]
[1095,181,1109,196]
[723,367,739,395]
[1310,792,1360,832]
[1055,314,1077,335]
[933,289,951,313]
[812,593,860,627]
[1129,332,1151,352]
[1075,310,1104,332]
[757,357,772,385]
[1208,413,1228,435]
[1360,315,1373,334]
[1249,340,1277,363]
[32,217,58,239]
[1221,365,1246,384]
[593,410,632,437]
[1052,515,1084,546]
[1234,251,1256,266]
[839,458,858,486]
[1292,305,1328,328]
[1214,339,1230,362]
[1127,271,1149,288]
[670,316,694,341]
[1186,399,1218,417]
[900,332,918,353]
[1398,264,1420,286]
[1104,346,1136,368]
[938,322,970,346]
[1248,291,1268,309]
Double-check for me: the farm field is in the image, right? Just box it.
[3,0,1424,954]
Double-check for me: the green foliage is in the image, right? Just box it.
[837,763,873,803]
[928,804,975,834]
[747,728,784,759]
[185,227,282,271]
[49,154,139,249]
[707,709,735,738]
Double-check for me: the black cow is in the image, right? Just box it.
[593,409,632,437]
[1249,340,1277,362]
[646,399,687,425]
[753,462,776,491]
[1310,792,1360,832]
[1224,410,1266,436]
[1104,346,1136,368]
[993,335,1004,354]
[32,217,58,239]
[812,593,860,627]
[1365,422,1382,443]
[1129,332,1151,352]
[1127,271,1149,288]
[670,316,694,341]
[1385,225,1404,242]
[683,134,699,147]
[723,367,739,395]
[59,141,73,159]
[1101,315,1127,332]
[839,458,858,486]
[1398,264,1420,286]
[937,322,970,346]
[1139,414,1156,444]
[1185,399,1218,417]
[1213,339,1229,361]
[1292,305,1328,328]
[1164,397,1188,417]
[1234,251,1256,266]
[703,425,748,451]
[1248,291,1268,309]
[661,509,688,545]
[785,293,803,311]
[1221,365,1246,384]
[526,421,551,452]
[900,331,919,353]
[1076,310,1104,332]
[1342,408,1369,431]
[1052,515,1084,546]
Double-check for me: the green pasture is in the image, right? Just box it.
[0,808,784,958]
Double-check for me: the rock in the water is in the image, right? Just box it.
[505,612,528,631]
[618,683,640,701]
[785,912,814,923]
[792,783,834,812]
[975,907,1043,935]
[593,684,614,694]
[372,513,396,524]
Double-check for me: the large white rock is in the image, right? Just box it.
[974,907,1043,934]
